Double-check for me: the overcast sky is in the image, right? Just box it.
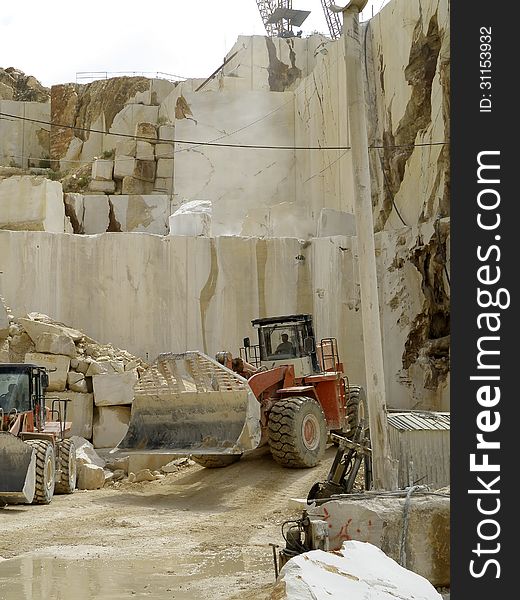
[1,0,389,88]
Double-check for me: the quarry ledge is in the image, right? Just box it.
[0,229,356,242]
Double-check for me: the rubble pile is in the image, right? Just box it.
[0,311,148,448]
[70,437,172,490]
[102,450,194,489]
[0,67,50,102]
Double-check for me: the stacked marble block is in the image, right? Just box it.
[88,121,174,196]
[77,121,175,235]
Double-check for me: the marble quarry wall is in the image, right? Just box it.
[159,87,297,236]
[0,0,450,410]
[367,0,450,409]
[0,222,447,410]
[365,0,450,231]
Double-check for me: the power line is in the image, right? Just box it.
[0,112,448,152]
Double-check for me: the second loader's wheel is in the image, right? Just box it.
[25,440,55,505]
[55,439,77,494]
[192,454,242,468]
[345,385,368,435]
[268,397,327,468]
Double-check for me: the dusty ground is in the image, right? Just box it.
[0,446,337,600]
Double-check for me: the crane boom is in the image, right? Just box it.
[256,1,292,37]
[256,1,342,40]
[320,1,342,39]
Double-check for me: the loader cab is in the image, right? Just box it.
[251,314,320,378]
[0,364,48,427]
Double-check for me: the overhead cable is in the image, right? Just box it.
[0,112,448,152]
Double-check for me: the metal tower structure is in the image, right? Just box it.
[256,1,292,37]
[256,1,343,39]
[320,1,342,39]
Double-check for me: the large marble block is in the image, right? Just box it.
[83,195,110,234]
[110,195,169,234]
[92,370,138,406]
[0,176,64,232]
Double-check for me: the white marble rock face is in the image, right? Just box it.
[0,99,50,168]
[168,200,212,237]
[273,540,443,600]
[0,0,450,415]
[109,105,159,141]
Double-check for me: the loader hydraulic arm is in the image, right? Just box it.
[248,365,295,401]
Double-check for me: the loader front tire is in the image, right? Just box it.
[268,397,327,468]
[26,440,55,505]
[55,439,77,494]
[192,454,242,468]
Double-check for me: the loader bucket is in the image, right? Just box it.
[118,352,261,455]
[0,432,36,504]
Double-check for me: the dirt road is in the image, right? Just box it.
[0,446,336,600]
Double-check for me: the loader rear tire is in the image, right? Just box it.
[192,454,242,468]
[26,440,55,505]
[345,385,367,435]
[268,397,327,468]
[55,439,77,494]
